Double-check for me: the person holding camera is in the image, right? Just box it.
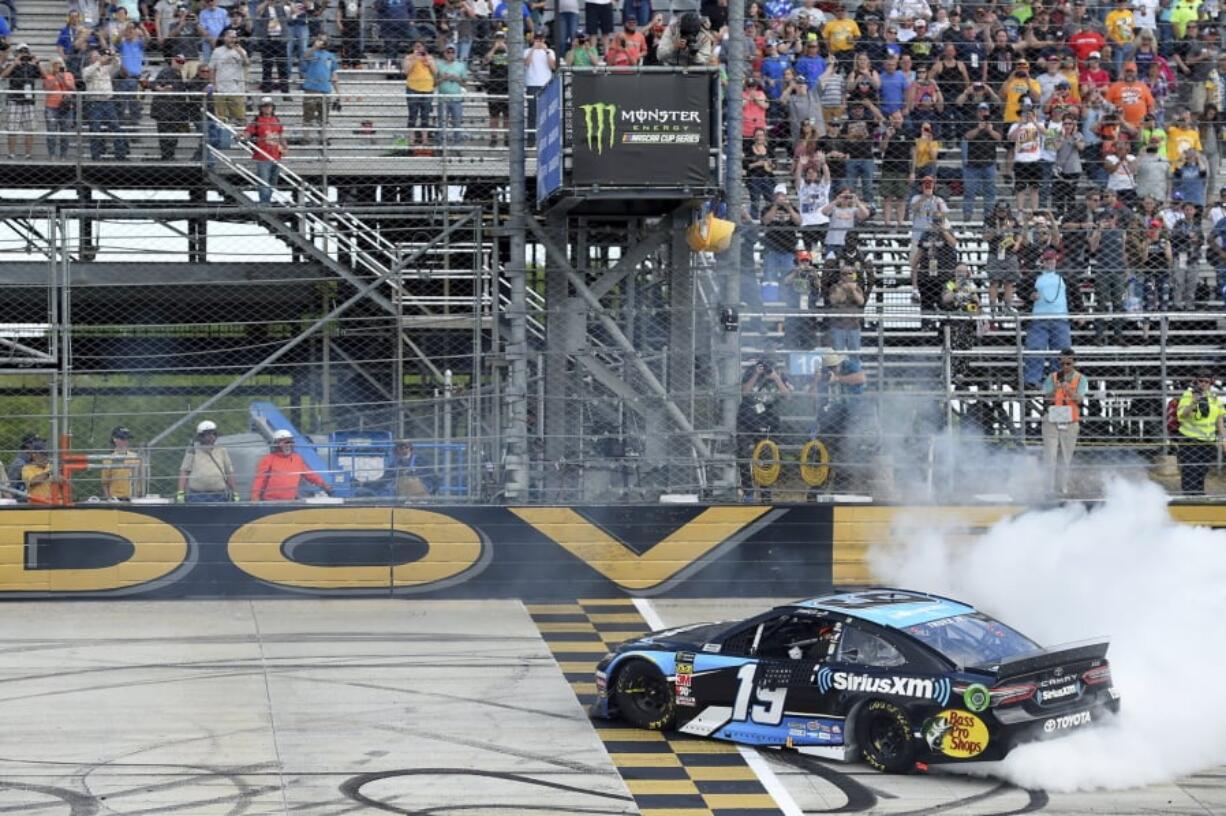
[41,56,77,159]
[82,48,128,160]
[208,27,250,126]
[166,6,203,78]
[656,11,714,66]
[1175,369,1226,495]
[301,34,339,144]
[941,262,980,379]
[1,44,41,159]
[1041,348,1087,496]
[737,359,793,500]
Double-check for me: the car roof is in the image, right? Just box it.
[790,588,976,629]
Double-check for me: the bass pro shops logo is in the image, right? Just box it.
[580,102,617,154]
[817,667,952,706]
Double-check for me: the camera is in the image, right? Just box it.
[756,359,773,373]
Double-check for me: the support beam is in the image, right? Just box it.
[588,215,679,300]
[504,0,530,500]
[524,214,711,460]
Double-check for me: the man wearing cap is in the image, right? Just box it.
[1069,22,1106,66]
[7,433,43,494]
[1175,369,1226,495]
[822,5,860,54]
[1079,50,1110,92]
[434,43,468,144]
[1002,60,1040,123]
[810,350,866,490]
[208,27,250,126]
[178,420,237,502]
[251,430,333,501]
[301,34,339,144]
[82,49,128,161]
[39,55,76,159]
[1173,20,1214,113]
[245,97,285,203]
[1040,348,1088,496]
[1166,107,1203,163]
[1105,61,1154,126]
[21,442,60,505]
[1104,0,1135,75]
[373,439,438,498]
[963,101,1002,222]
[100,427,143,500]
[0,44,42,159]
[761,184,802,281]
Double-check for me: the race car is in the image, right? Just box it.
[591,588,1119,773]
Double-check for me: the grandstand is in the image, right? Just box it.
[0,0,1224,504]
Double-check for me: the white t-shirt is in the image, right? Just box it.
[798,178,831,226]
[1010,120,1044,163]
[1132,0,1158,32]
[524,47,556,88]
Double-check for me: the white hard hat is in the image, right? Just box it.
[272,429,294,441]
[196,420,218,434]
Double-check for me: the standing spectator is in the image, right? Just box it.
[820,187,870,256]
[761,184,802,281]
[150,53,189,159]
[909,120,941,190]
[963,101,1001,221]
[1024,248,1079,386]
[434,43,467,144]
[913,210,958,312]
[250,429,333,501]
[116,22,148,132]
[198,0,228,61]
[782,71,823,142]
[1105,61,1156,127]
[841,104,876,204]
[83,49,128,160]
[826,261,865,350]
[301,33,339,144]
[984,201,1025,317]
[1089,205,1128,342]
[100,426,142,500]
[177,419,237,502]
[6,433,42,494]
[1050,113,1086,216]
[1139,216,1173,311]
[1172,20,1214,113]
[1041,349,1087,496]
[822,4,860,55]
[1172,148,1208,209]
[795,154,831,250]
[907,176,948,282]
[782,251,823,348]
[614,16,647,65]
[153,0,179,46]
[56,11,91,78]
[742,76,769,147]
[254,0,291,94]
[1,44,41,159]
[41,57,76,159]
[483,31,508,146]
[523,31,555,140]
[878,110,911,227]
[878,52,909,115]
[1135,132,1172,202]
[403,40,436,147]
[1010,103,1045,214]
[942,262,981,379]
[21,443,60,506]
[245,96,285,203]
[1170,200,1204,309]
[1103,143,1140,208]
[1105,0,1136,75]
[745,127,775,219]
[1175,370,1226,495]
[284,1,312,78]
[209,27,250,125]
[335,0,364,67]
[565,33,600,66]
[376,0,412,61]
[738,359,793,500]
[584,0,614,51]
[167,6,204,78]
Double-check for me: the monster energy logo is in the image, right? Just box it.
[580,103,617,153]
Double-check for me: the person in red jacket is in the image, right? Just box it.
[251,429,333,501]
[245,96,285,204]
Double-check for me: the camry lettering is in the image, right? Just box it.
[1043,711,1092,733]
[817,668,952,705]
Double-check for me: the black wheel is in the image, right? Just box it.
[613,661,675,731]
[857,700,916,773]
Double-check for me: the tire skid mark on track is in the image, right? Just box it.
[766,748,880,812]
[529,599,786,816]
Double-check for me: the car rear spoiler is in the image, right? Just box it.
[974,640,1110,679]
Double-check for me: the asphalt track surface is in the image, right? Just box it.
[0,599,1221,816]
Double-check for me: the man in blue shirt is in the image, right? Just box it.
[878,52,909,115]
[116,23,148,130]
[301,34,339,143]
[794,36,826,88]
[198,0,228,61]
[760,40,791,102]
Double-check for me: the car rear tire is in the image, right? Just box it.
[857,700,916,773]
[613,660,675,731]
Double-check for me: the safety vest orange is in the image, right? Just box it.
[1050,372,1082,423]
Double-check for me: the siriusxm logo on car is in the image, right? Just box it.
[817,667,951,706]
[1038,682,1080,704]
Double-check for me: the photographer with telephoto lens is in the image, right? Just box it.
[1175,369,1226,495]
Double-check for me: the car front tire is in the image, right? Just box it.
[613,660,676,731]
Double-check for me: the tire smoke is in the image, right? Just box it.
[868,479,1226,791]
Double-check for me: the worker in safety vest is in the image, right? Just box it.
[1176,368,1226,495]
[1041,348,1088,496]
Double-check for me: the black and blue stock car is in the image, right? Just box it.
[592,589,1120,773]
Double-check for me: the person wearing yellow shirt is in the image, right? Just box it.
[1002,62,1041,123]
[822,6,861,54]
[1166,108,1203,164]
[1176,369,1226,494]
[1104,0,1135,74]
[100,426,143,500]
[20,443,59,505]
[1170,0,1202,37]
[402,40,437,147]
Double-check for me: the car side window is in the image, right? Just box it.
[836,625,907,668]
[756,615,838,660]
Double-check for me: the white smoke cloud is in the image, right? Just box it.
[868,479,1226,792]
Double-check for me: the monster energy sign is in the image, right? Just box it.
[570,72,711,187]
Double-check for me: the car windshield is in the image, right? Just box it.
[904,612,1040,667]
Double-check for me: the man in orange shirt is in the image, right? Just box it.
[1104,61,1154,127]
[251,429,333,501]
